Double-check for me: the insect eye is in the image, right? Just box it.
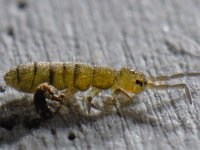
[135,80,143,87]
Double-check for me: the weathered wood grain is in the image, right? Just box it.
[0,0,200,149]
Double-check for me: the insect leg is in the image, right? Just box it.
[114,88,138,107]
[109,88,133,116]
[147,83,192,104]
[84,87,102,114]
[113,88,132,99]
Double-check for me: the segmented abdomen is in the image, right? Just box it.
[4,62,117,93]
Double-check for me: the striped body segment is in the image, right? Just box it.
[4,62,118,93]
[4,62,147,95]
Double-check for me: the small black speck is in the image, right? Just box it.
[50,128,56,135]
[7,27,15,37]
[68,131,76,141]
[0,86,5,93]
[17,0,27,9]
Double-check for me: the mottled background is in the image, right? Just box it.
[0,0,200,149]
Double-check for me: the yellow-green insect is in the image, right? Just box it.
[4,62,148,94]
[4,62,199,116]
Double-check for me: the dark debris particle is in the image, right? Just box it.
[17,0,28,9]
[7,26,15,37]
[50,128,56,135]
[68,131,76,141]
[0,115,19,130]
[0,86,5,93]
[23,117,41,129]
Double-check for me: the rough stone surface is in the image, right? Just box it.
[0,0,200,149]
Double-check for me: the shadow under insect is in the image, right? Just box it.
[33,83,158,123]
[0,83,185,145]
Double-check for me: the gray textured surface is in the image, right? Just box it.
[0,0,200,149]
